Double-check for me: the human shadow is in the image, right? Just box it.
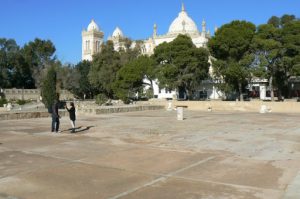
[60,126,94,134]
[73,126,94,133]
[67,126,82,131]
[59,126,82,133]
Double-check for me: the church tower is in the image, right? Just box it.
[82,19,104,61]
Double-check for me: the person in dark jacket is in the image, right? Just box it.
[51,99,60,133]
[65,102,76,133]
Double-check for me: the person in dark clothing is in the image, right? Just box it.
[65,102,76,133]
[51,99,60,133]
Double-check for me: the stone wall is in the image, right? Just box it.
[1,100,298,121]
[0,105,164,120]
[77,104,165,115]
[2,89,74,101]
[0,110,66,120]
[138,100,300,113]
[95,105,164,114]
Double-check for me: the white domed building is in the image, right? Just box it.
[108,27,127,51]
[81,4,223,100]
[141,4,218,99]
[82,4,210,60]
[142,3,210,55]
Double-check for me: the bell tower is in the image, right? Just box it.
[82,19,104,61]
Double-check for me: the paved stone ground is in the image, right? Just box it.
[0,110,300,199]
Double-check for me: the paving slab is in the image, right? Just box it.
[119,178,282,199]
[0,163,156,199]
[0,110,300,199]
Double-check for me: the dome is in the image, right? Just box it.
[112,27,124,38]
[87,19,100,31]
[168,5,198,34]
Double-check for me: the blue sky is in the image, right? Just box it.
[1,0,299,64]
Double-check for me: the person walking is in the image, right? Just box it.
[51,99,60,133]
[65,102,76,133]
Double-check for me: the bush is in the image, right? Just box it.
[95,93,108,105]
[0,98,7,107]
[122,97,131,104]
[144,88,153,99]
[16,99,27,105]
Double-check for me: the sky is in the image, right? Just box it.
[1,0,299,64]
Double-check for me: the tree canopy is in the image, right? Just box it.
[89,39,142,99]
[153,34,210,99]
[0,38,20,88]
[0,37,56,90]
[251,15,300,100]
[208,20,256,100]
[22,38,56,88]
[68,60,99,99]
[113,55,157,102]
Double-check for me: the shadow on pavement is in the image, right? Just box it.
[61,126,94,134]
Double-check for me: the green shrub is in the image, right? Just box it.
[95,93,108,105]
[16,99,27,105]
[144,88,153,100]
[0,98,7,107]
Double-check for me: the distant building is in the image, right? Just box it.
[81,4,223,100]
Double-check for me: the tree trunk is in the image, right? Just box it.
[239,82,243,101]
[269,76,274,101]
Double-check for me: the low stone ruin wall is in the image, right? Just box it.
[138,100,300,113]
[78,105,165,115]
[0,105,165,120]
[0,110,67,120]
[95,105,164,114]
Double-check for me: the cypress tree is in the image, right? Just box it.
[41,66,57,109]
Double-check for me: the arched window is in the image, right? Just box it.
[95,41,100,52]
[85,40,91,51]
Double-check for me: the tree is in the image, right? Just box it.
[113,55,156,101]
[251,24,282,101]
[252,15,299,99]
[0,38,57,90]
[281,14,296,26]
[11,50,35,89]
[268,16,280,28]
[57,63,79,95]
[280,19,300,97]
[67,60,98,99]
[89,41,121,98]
[282,19,300,68]
[89,39,141,99]
[0,38,20,88]
[22,38,56,88]
[41,65,57,109]
[208,20,256,101]
[153,34,210,99]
